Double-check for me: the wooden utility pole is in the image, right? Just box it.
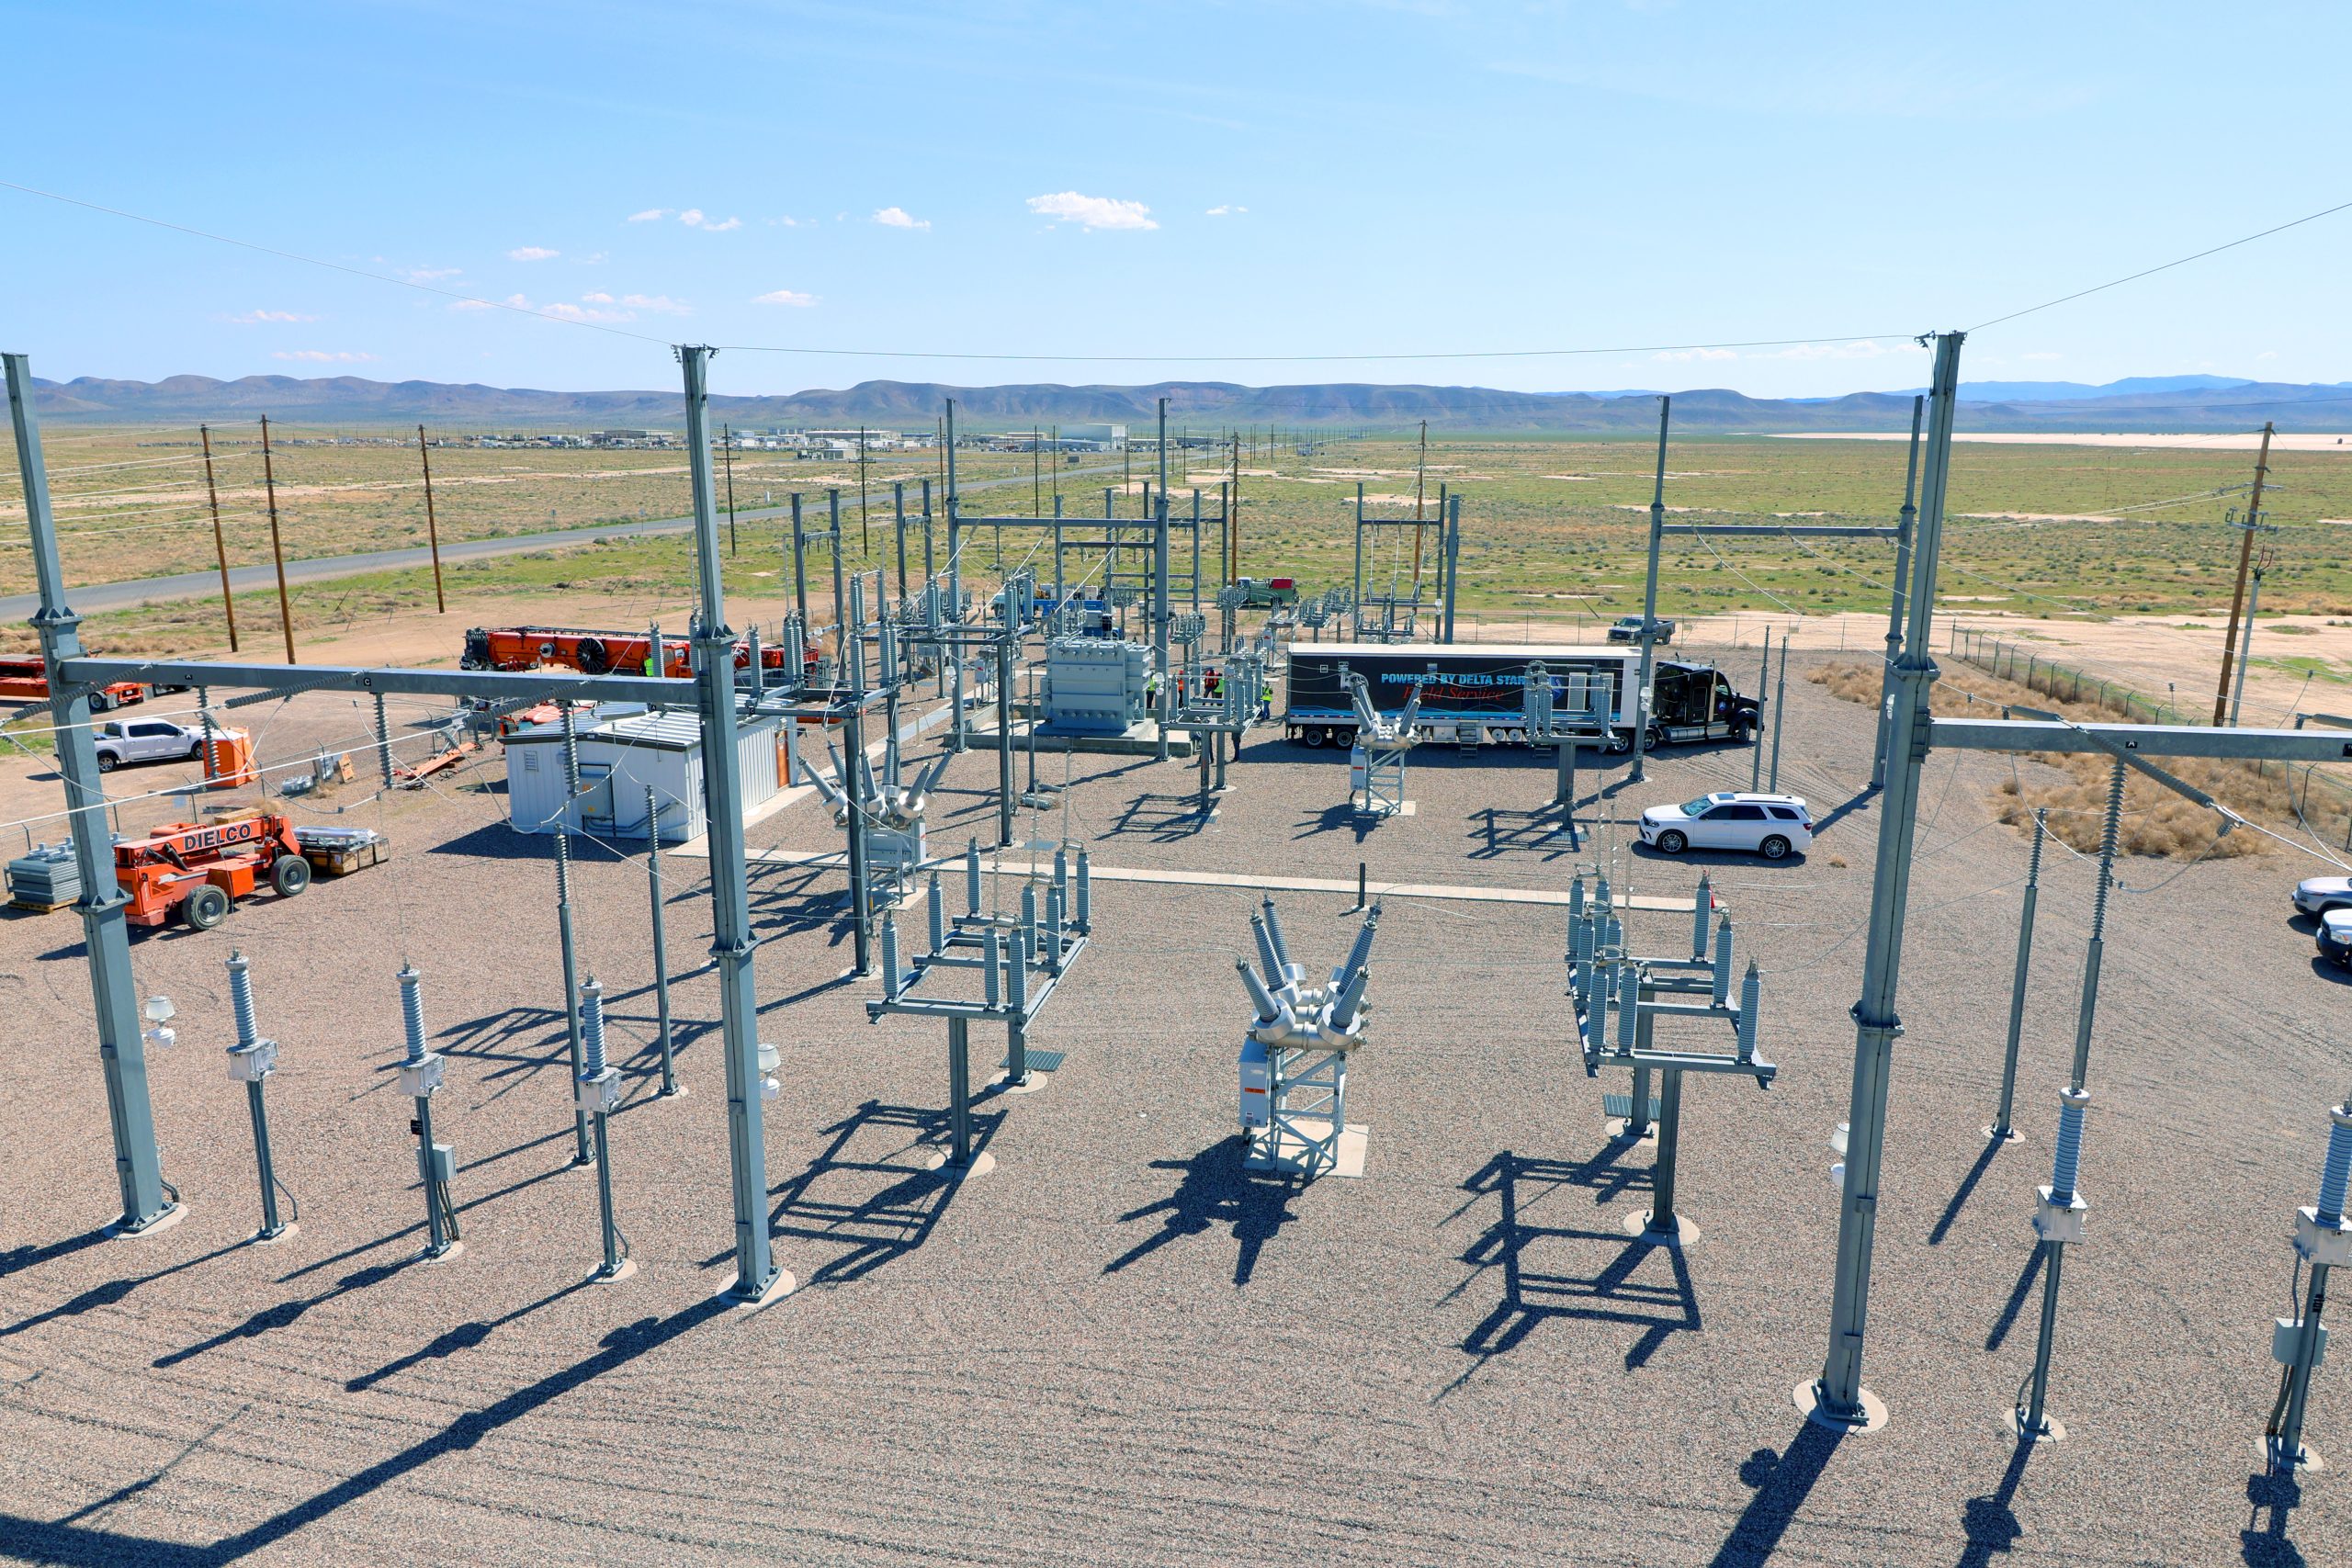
[721,423,739,557]
[2212,420,2276,724]
[415,424,446,613]
[258,415,296,663]
[198,423,238,651]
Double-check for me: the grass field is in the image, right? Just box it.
[7,423,2352,667]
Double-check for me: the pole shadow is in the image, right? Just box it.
[1707,1421,1844,1568]
[1928,1137,2008,1246]
[1984,1246,2045,1352]
[2244,1467,2310,1567]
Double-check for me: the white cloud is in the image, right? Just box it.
[768,216,807,228]
[223,309,318,323]
[1653,347,1737,363]
[627,209,670,222]
[1027,191,1158,231]
[450,293,533,312]
[540,302,633,322]
[403,265,461,282]
[873,206,930,231]
[675,209,741,231]
[753,288,818,307]
[273,350,375,363]
[1205,204,1248,217]
[2257,349,2279,361]
[507,246,560,262]
[618,292,690,314]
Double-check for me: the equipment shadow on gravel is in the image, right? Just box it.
[1109,791,1218,840]
[1465,805,1579,862]
[1447,1145,1699,1383]
[763,1098,1002,1287]
[1105,1136,1304,1286]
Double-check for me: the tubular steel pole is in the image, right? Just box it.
[6,354,174,1233]
[1988,807,2046,1143]
[1442,493,1462,644]
[2214,422,2275,725]
[552,819,593,1167]
[2231,566,2264,726]
[1807,329,1965,1433]
[1751,626,1770,791]
[200,423,240,650]
[894,479,910,607]
[416,424,447,614]
[1155,398,1173,762]
[259,414,297,664]
[1634,397,1670,784]
[1768,633,1789,792]
[646,786,680,1098]
[791,491,809,629]
[1871,395,1925,788]
[722,423,739,558]
[997,631,1016,847]
[679,344,783,1303]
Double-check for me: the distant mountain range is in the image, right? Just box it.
[28,372,2352,433]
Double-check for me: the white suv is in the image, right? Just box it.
[1640,791,1814,860]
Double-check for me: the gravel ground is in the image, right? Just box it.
[1,644,2347,1564]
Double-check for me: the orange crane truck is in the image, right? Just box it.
[115,813,311,930]
[460,625,813,680]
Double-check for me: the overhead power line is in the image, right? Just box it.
[1971,197,2352,333]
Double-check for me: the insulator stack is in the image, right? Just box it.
[2050,1087,2090,1201]
[1736,962,1761,1064]
[2318,1106,2352,1224]
[400,965,428,1066]
[882,914,903,1000]
[1713,916,1735,1008]
[227,951,258,1046]
[581,978,608,1077]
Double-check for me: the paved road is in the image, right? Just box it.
[0,463,1137,622]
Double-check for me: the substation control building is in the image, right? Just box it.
[503,707,784,842]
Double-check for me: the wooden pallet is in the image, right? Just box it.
[300,840,390,877]
[8,895,75,914]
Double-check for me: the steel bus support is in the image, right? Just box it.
[6,353,175,1235]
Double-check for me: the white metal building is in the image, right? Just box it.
[503,706,783,843]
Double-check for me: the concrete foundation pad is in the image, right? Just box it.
[421,1240,465,1264]
[718,1266,797,1312]
[2008,1409,2067,1444]
[997,719,1195,758]
[588,1257,639,1285]
[652,1085,691,1101]
[922,1149,998,1179]
[989,1067,1054,1097]
[1794,1380,1890,1434]
[1247,1120,1369,1179]
[105,1203,187,1241]
[1982,1124,2023,1145]
[248,1222,300,1247]
[1623,1210,1699,1247]
[2262,1437,2325,1472]
[1604,1118,1660,1143]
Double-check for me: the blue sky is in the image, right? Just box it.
[6,1,2348,400]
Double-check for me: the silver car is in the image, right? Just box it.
[2293,876,2352,917]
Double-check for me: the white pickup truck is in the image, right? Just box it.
[92,718,204,773]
